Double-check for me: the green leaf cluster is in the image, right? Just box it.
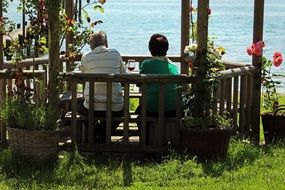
[0,97,59,130]
[183,6,230,129]
[260,56,284,115]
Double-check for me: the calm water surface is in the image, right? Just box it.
[5,0,285,90]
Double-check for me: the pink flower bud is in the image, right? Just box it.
[99,0,106,4]
[246,46,253,56]
[273,52,283,67]
[207,8,212,15]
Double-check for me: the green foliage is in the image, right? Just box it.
[182,113,231,129]
[57,1,105,71]
[261,56,284,115]
[94,4,104,13]
[0,98,58,130]
[184,40,229,128]
[129,98,139,112]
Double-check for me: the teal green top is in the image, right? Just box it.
[139,57,179,112]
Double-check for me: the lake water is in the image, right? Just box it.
[5,0,285,90]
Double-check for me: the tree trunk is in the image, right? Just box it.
[192,0,209,117]
[47,0,60,109]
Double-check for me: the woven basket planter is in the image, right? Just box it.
[181,127,231,161]
[7,127,59,161]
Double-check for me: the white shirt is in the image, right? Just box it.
[81,45,126,111]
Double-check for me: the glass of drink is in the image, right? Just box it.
[127,59,136,73]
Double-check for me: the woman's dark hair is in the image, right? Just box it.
[148,34,169,56]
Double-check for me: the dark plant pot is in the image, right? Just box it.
[262,114,285,142]
[181,127,231,161]
[7,127,59,161]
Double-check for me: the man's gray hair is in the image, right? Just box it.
[89,31,108,50]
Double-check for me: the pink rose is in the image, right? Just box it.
[253,46,262,56]
[207,8,212,15]
[273,52,283,67]
[246,41,265,57]
[246,46,253,55]
[255,41,265,49]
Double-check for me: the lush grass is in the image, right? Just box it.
[0,95,282,189]
[261,94,285,114]
[0,140,284,189]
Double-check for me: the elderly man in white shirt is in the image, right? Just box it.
[79,31,126,143]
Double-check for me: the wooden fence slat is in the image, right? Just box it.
[239,75,247,135]
[158,84,165,147]
[106,80,112,145]
[140,84,147,147]
[88,81,94,144]
[219,79,225,115]
[232,76,239,134]
[226,78,232,114]
[246,73,253,134]
[71,80,77,147]
[123,82,130,145]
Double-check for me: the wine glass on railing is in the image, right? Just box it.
[127,59,136,73]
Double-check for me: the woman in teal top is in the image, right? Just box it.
[138,34,179,116]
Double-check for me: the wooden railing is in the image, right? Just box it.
[0,57,257,149]
[216,66,255,136]
[65,73,193,153]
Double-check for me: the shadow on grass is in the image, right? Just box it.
[0,149,57,188]
[200,139,284,177]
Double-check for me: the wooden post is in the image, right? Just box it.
[0,0,3,69]
[65,0,73,73]
[196,0,209,58]
[22,0,26,38]
[251,0,264,141]
[48,0,61,109]
[191,0,209,117]
[181,0,190,75]
[0,0,4,146]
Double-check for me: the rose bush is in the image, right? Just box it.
[246,41,284,114]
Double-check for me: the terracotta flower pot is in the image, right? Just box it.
[262,113,285,143]
[181,127,231,161]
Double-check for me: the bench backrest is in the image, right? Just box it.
[66,72,193,152]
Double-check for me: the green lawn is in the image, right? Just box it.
[260,94,285,114]
[0,95,284,189]
[0,140,284,190]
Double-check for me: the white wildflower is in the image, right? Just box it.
[184,43,197,53]
[214,49,222,57]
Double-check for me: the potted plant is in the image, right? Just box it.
[182,39,232,160]
[181,5,232,160]
[0,69,60,161]
[246,41,284,142]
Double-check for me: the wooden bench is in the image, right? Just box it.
[64,73,193,153]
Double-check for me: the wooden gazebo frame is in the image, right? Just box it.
[0,0,264,141]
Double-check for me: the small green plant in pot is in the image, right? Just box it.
[0,69,60,161]
[246,41,285,142]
